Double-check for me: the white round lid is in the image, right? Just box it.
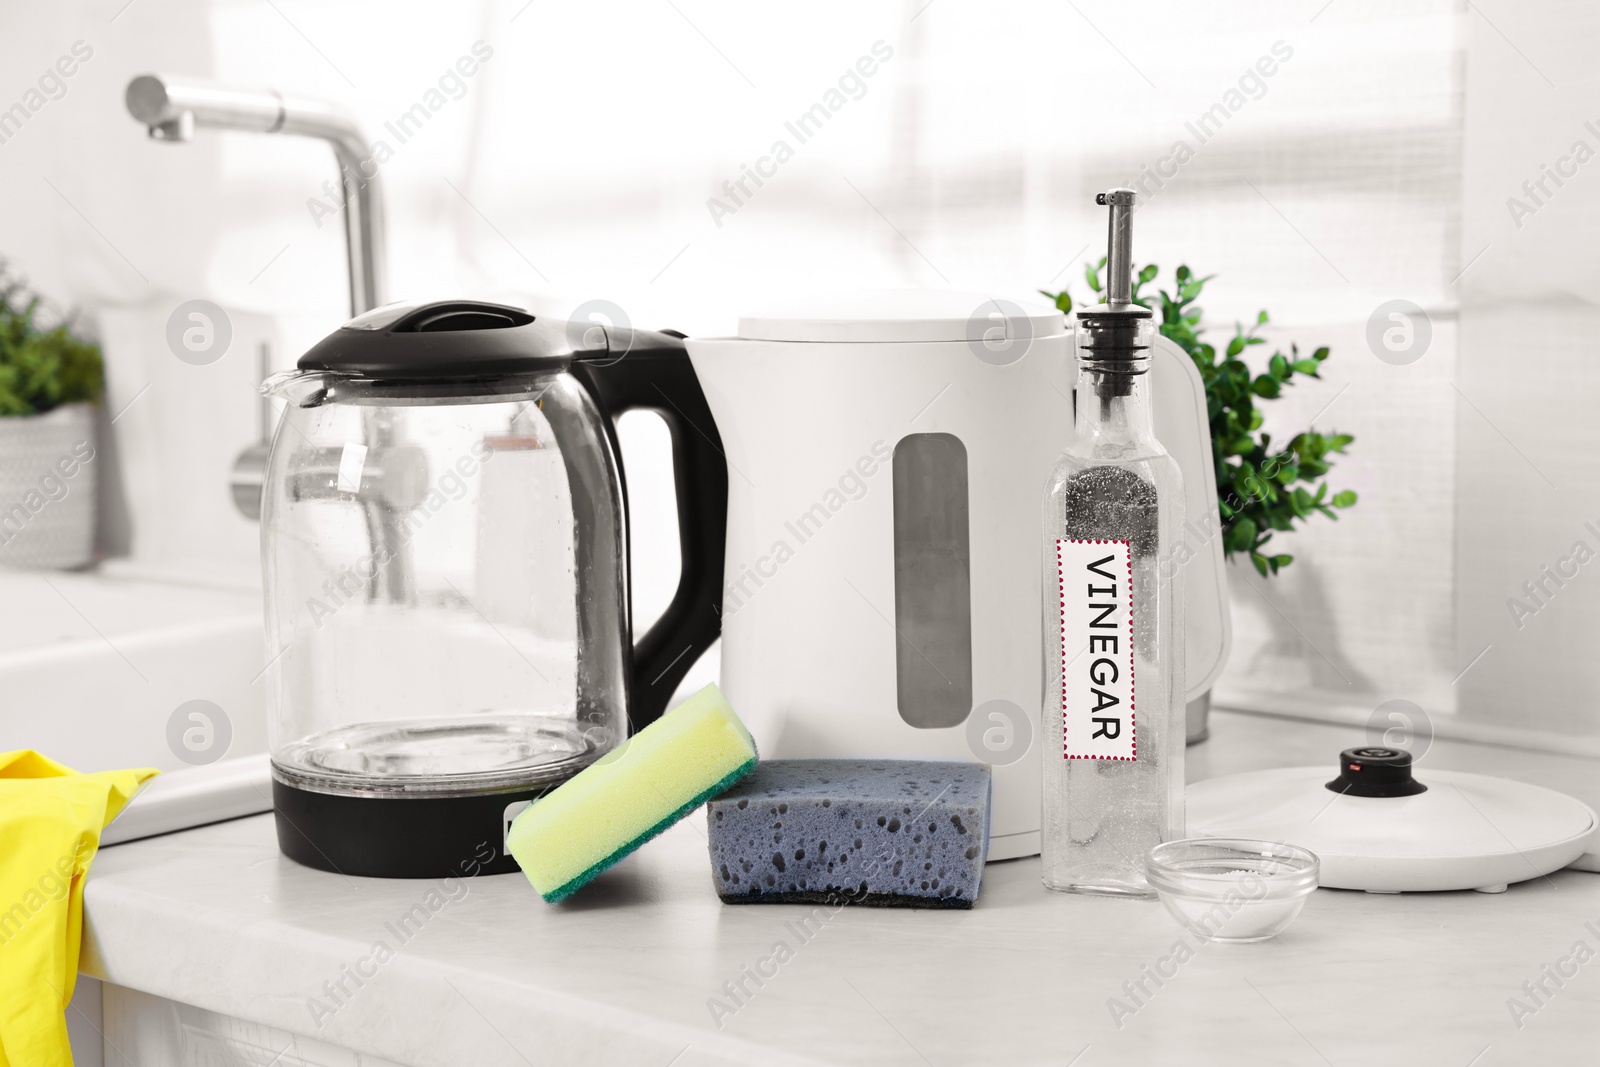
[736,290,1065,344]
[1189,750,1597,893]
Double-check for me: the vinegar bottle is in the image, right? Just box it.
[1042,188,1185,897]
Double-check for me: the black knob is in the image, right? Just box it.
[1325,746,1427,798]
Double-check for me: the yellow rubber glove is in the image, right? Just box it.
[0,751,157,1067]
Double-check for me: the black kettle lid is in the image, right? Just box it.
[296,299,684,380]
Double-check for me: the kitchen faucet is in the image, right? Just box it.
[124,75,411,602]
[124,76,386,315]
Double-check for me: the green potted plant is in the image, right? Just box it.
[0,265,105,569]
[1044,260,1357,738]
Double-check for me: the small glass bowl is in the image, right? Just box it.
[1145,838,1319,944]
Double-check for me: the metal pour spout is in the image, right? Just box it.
[1076,188,1153,405]
[124,74,386,316]
[1098,188,1136,309]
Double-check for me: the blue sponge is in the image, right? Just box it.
[706,759,991,909]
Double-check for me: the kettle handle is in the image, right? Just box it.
[571,330,728,732]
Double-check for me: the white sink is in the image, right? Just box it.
[0,570,267,774]
[0,566,718,845]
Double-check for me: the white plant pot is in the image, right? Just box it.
[0,402,98,569]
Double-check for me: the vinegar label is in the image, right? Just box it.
[1058,539,1136,761]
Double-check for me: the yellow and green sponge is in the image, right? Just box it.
[508,683,757,902]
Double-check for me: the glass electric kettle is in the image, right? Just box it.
[259,300,727,877]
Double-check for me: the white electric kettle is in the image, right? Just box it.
[687,291,1229,860]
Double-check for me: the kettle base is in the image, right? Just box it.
[272,779,553,879]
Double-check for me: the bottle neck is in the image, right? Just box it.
[1073,362,1155,446]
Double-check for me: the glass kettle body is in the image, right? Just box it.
[259,301,727,877]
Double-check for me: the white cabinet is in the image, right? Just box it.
[101,985,408,1067]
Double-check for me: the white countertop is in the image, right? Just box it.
[82,710,1600,1066]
